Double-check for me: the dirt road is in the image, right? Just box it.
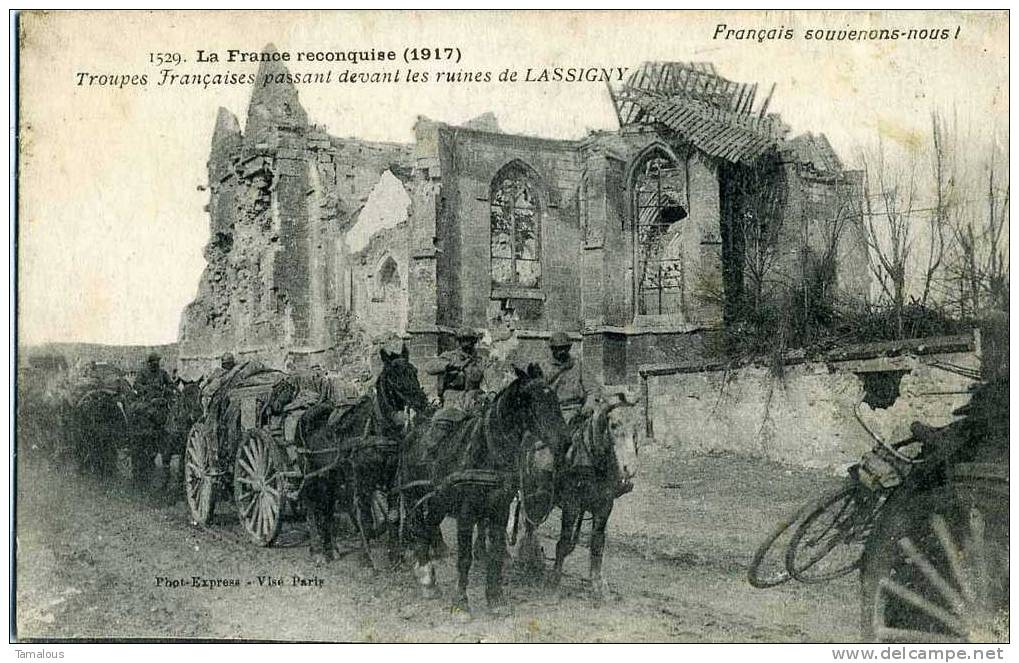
[14,447,863,642]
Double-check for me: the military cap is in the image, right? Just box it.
[549,332,572,348]
[147,352,161,362]
[455,326,480,340]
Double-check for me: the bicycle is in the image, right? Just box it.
[747,400,923,589]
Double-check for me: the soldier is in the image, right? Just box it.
[910,310,1009,468]
[201,351,239,410]
[129,352,175,485]
[425,326,485,412]
[544,332,597,424]
[545,333,632,497]
[135,352,174,400]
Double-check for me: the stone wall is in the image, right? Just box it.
[642,335,980,471]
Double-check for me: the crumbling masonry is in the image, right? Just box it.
[178,52,869,390]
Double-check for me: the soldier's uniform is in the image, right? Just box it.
[201,352,240,411]
[425,327,485,413]
[129,353,175,481]
[544,333,631,496]
[545,332,597,424]
[135,354,174,403]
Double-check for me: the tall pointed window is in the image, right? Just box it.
[374,256,400,302]
[491,165,542,290]
[633,149,688,317]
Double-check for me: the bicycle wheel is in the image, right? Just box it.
[786,479,885,583]
[748,502,811,588]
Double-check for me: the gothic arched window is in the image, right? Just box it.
[490,165,542,290]
[632,148,688,317]
[375,256,400,303]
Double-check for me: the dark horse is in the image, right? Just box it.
[71,386,129,479]
[402,364,567,614]
[297,345,430,566]
[160,380,204,490]
[126,380,203,493]
[521,397,636,599]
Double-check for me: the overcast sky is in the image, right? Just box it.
[18,10,1008,345]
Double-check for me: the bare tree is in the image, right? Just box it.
[857,137,918,338]
[943,137,1009,316]
[922,112,952,308]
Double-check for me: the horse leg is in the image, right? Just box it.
[453,505,475,615]
[348,465,376,569]
[306,479,334,563]
[352,491,375,569]
[473,519,488,563]
[429,521,449,560]
[323,477,339,558]
[130,435,151,488]
[411,515,439,599]
[589,503,613,600]
[386,491,403,569]
[552,502,581,588]
[517,508,545,578]
[484,499,511,613]
[100,427,119,483]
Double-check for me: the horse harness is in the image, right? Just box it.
[293,384,401,486]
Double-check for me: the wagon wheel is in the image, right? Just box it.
[233,429,287,546]
[786,479,887,583]
[861,466,1008,643]
[184,422,219,525]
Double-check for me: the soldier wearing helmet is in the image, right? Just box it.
[544,331,597,423]
[135,351,174,401]
[542,332,631,496]
[201,351,242,410]
[425,326,485,412]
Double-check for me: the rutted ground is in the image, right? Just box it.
[14,446,862,642]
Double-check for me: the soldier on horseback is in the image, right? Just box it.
[128,352,176,485]
[135,352,174,400]
[425,326,486,413]
[545,332,594,424]
[543,333,631,497]
[201,352,238,408]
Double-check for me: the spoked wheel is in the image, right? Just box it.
[184,422,218,525]
[786,480,886,583]
[748,500,814,589]
[234,429,287,547]
[861,465,1009,643]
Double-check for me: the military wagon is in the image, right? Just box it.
[184,364,316,545]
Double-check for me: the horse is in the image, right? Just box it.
[124,380,202,493]
[520,396,637,599]
[401,363,568,615]
[70,386,129,480]
[296,344,431,566]
[157,380,204,492]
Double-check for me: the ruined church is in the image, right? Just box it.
[178,53,869,389]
